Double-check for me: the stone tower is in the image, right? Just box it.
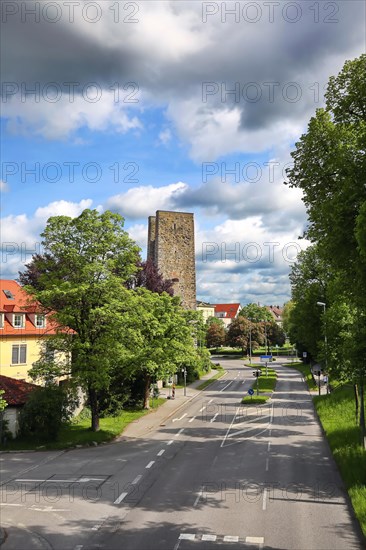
[147,210,196,310]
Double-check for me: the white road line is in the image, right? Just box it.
[131,475,142,485]
[223,535,239,542]
[221,407,239,447]
[265,458,269,471]
[201,534,217,542]
[173,413,187,422]
[269,429,272,436]
[0,503,24,507]
[246,536,264,544]
[175,428,184,437]
[193,492,201,507]
[188,416,196,423]
[199,406,206,412]
[179,534,195,540]
[208,399,213,404]
[114,492,128,504]
[268,442,271,452]
[157,449,165,456]
[146,461,155,469]
[262,488,267,511]
[167,440,174,445]
[92,524,102,531]
[220,380,234,392]
[210,412,219,423]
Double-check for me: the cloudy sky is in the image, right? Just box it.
[1,0,365,305]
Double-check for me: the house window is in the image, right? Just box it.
[12,344,27,364]
[35,314,46,328]
[13,314,25,328]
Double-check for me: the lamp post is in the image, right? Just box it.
[317,301,328,393]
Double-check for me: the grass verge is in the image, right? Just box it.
[196,369,226,391]
[0,398,166,451]
[241,367,277,404]
[314,385,366,537]
[289,362,317,391]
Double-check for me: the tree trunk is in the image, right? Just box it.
[143,375,151,410]
[359,379,366,450]
[354,384,359,425]
[88,386,100,432]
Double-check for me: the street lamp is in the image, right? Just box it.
[317,301,328,393]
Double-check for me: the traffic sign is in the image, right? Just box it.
[248,388,254,396]
[260,355,272,362]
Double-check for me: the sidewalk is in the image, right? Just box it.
[119,368,222,439]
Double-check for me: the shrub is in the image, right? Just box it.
[19,384,78,441]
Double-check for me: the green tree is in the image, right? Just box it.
[227,317,264,355]
[239,303,272,322]
[20,209,140,432]
[285,54,366,445]
[120,289,199,409]
[0,390,7,413]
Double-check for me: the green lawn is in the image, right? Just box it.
[241,367,277,404]
[314,385,366,536]
[289,362,317,391]
[0,398,166,451]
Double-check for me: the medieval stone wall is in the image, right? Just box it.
[147,210,196,310]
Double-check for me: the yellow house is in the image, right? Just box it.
[196,301,216,323]
[0,280,62,382]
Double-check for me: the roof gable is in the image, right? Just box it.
[0,375,38,406]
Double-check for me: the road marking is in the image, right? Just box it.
[267,442,271,452]
[0,503,24,507]
[220,380,234,392]
[179,534,195,540]
[269,429,272,436]
[30,506,70,512]
[208,399,213,404]
[221,407,239,447]
[167,440,174,445]
[146,461,155,469]
[223,535,239,542]
[202,535,217,541]
[193,491,202,507]
[173,413,187,422]
[188,416,196,423]
[114,492,128,504]
[212,456,218,465]
[199,406,206,412]
[132,475,142,485]
[175,428,184,437]
[74,546,83,550]
[92,524,102,530]
[246,536,264,544]
[15,477,105,484]
[210,412,219,423]
[157,449,165,456]
[262,488,267,511]
[265,458,269,471]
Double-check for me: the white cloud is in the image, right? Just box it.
[0,180,9,192]
[105,182,188,219]
[158,128,172,145]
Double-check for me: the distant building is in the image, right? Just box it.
[0,280,64,381]
[196,301,216,323]
[266,305,283,326]
[147,211,196,310]
[214,303,241,327]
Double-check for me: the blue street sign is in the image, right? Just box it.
[248,388,254,396]
[260,355,273,362]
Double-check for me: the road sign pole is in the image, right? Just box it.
[256,373,259,396]
[265,361,268,376]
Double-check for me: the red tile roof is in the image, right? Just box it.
[0,375,38,406]
[214,303,241,319]
[0,280,61,336]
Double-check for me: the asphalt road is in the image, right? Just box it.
[0,359,364,550]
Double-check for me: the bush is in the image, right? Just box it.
[19,384,78,441]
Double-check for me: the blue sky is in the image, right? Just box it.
[1,0,365,306]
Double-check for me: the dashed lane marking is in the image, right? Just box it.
[246,536,265,544]
[132,475,142,485]
[167,440,174,445]
[179,534,195,540]
[145,461,155,469]
[223,535,239,542]
[262,488,267,511]
[157,449,165,456]
[220,380,234,392]
[173,413,187,422]
[114,492,128,504]
[202,535,217,541]
[265,458,269,471]
[175,428,184,437]
[199,406,206,412]
[210,412,219,423]
[188,416,196,423]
